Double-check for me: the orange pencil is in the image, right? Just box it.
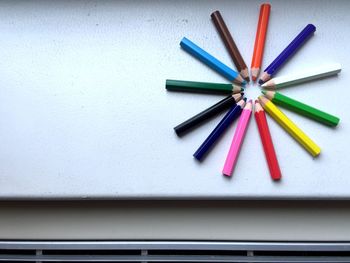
[251,3,271,82]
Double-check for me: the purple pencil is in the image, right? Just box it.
[259,24,316,84]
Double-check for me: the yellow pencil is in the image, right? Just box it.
[258,96,321,157]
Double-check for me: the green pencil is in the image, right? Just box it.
[262,90,340,127]
[166,79,244,94]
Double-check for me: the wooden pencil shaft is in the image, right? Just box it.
[174,95,238,136]
[193,101,244,161]
[267,91,340,126]
[259,97,321,157]
[265,24,316,75]
[211,11,248,73]
[251,3,271,68]
[166,79,240,94]
[263,63,341,89]
[259,24,316,84]
[222,101,252,176]
[254,109,281,180]
[180,37,245,85]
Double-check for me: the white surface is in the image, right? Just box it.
[0,0,349,199]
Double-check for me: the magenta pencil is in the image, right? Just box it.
[222,100,253,176]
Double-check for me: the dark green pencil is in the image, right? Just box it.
[166,79,244,95]
[262,90,340,126]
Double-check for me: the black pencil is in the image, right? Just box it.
[174,93,242,136]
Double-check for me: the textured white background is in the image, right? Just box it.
[0,0,349,199]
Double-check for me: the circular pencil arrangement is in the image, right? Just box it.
[166,3,341,180]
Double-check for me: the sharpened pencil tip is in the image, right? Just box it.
[244,77,250,83]
[261,90,266,95]
[244,98,247,102]
[258,79,264,85]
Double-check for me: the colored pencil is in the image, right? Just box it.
[261,63,342,89]
[222,100,252,176]
[211,10,249,82]
[166,79,244,95]
[180,37,246,85]
[258,24,316,84]
[262,91,340,126]
[254,100,281,180]
[174,93,242,136]
[251,3,271,82]
[194,99,246,161]
[258,96,321,157]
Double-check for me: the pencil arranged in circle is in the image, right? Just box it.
[194,99,246,161]
[251,3,271,82]
[174,93,242,137]
[254,100,281,181]
[262,90,340,126]
[262,63,342,89]
[258,24,316,84]
[222,100,252,176]
[166,79,244,95]
[211,10,250,82]
[258,96,321,157]
[180,37,246,85]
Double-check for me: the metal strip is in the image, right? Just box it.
[0,241,349,251]
[0,254,350,262]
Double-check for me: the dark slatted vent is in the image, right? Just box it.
[0,241,350,262]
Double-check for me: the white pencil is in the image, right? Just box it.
[261,63,342,89]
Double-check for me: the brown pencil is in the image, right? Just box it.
[211,10,250,82]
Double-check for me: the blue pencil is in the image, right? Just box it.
[180,37,246,85]
[258,24,316,84]
[193,99,246,161]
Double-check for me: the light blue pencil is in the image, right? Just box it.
[180,37,246,85]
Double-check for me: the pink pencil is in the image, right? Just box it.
[222,100,253,176]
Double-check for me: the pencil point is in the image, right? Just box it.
[262,79,274,88]
[240,68,250,83]
[261,90,266,95]
[250,68,260,82]
[259,72,271,85]
[235,74,246,85]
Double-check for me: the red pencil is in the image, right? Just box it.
[251,3,271,82]
[254,100,281,180]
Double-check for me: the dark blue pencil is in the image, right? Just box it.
[258,24,316,84]
[193,99,246,161]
